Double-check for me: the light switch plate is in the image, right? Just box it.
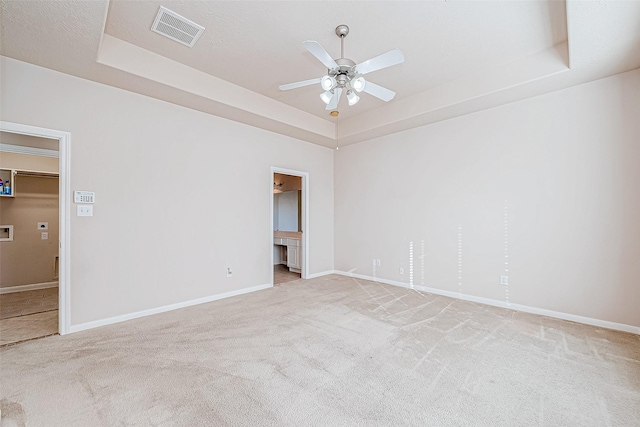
[77,205,93,217]
[37,222,48,230]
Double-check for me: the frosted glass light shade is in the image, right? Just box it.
[321,75,336,91]
[351,76,366,92]
[320,90,333,104]
[347,90,360,106]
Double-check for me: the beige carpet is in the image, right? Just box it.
[0,275,638,426]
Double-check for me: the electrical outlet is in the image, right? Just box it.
[399,268,404,275]
[41,232,48,240]
[376,259,381,267]
[500,275,509,286]
[226,268,232,278]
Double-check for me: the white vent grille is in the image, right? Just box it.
[151,6,205,48]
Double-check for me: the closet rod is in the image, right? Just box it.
[14,170,59,179]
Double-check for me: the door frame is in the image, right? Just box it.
[270,167,309,282]
[0,121,71,335]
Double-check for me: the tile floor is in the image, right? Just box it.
[0,287,58,319]
[273,264,301,285]
[0,287,59,346]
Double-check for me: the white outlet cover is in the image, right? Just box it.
[77,205,93,217]
[37,222,48,230]
[41,232,48,240]
[500,275,509,285]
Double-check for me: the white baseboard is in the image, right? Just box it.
[306,270,336,279]
[334,271,640,335]
[69,283,273,334]
[0,281,58,294]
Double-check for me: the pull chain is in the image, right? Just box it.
[331,110,340,150]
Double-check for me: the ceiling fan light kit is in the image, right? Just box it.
[279,25,404,111]
[350,76,366,92]
[321,75,336,91]
[347,91,360,106]
[320,90,333,104]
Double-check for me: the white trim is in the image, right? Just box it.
[69,283,272,333]
[306,270,336,279]
[334,270,640,335]
[270,167,310,282]
[0,143,59,158]
[0,281,58,294]
[0,121,71,335]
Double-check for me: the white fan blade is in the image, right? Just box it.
[362,81,396,102]
[279,77,322,91]
[355,49,404,75]
[303,41,339,70]
[326,88,343,110]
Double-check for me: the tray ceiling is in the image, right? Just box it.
[1,1,639,148]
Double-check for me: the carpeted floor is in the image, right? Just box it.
[0,275,638,426]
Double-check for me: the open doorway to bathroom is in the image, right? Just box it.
[271,168,308,285]
[0,131,60,345]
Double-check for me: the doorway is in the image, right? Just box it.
[0,121,71,341]
[0,147,59,345]
[271,167,309,285]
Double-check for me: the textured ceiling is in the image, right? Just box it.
[105,0,567,120]
[1,1,639,148]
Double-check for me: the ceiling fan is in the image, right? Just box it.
[279,25,405,110]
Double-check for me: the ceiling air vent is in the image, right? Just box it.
[151,6,205,48]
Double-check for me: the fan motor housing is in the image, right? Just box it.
[329,58,357,83]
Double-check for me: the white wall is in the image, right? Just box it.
[275,191,298,231]
[335,69,640,328]
[1,57,334,326]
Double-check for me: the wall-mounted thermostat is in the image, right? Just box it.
[74,191,95,204]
